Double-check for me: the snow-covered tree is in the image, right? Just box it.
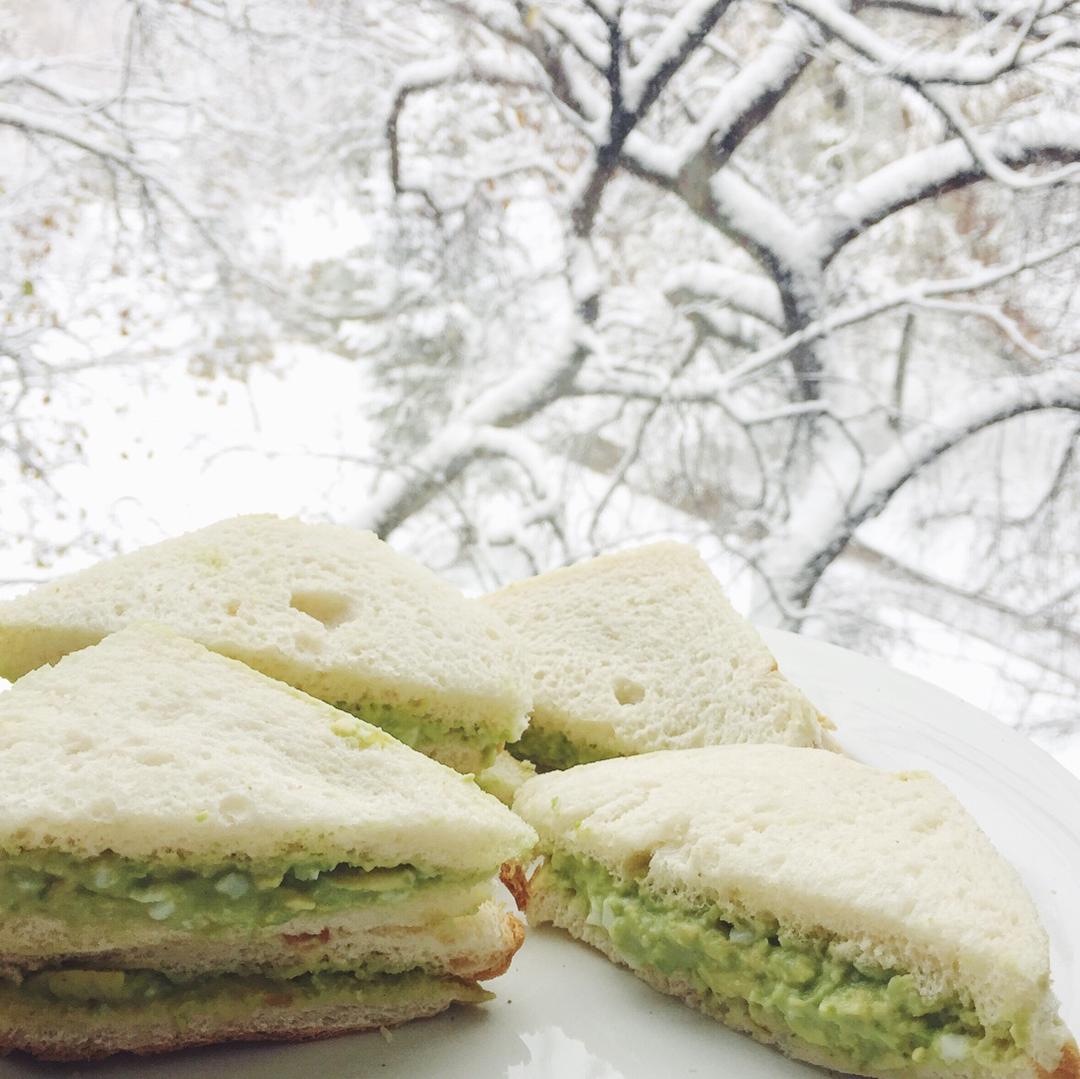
[2,0,1078,732]
[368,0,1080,711]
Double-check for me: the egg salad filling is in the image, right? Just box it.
[0,966,488,1035]
[539,850,1028,1071]
[335,700,505,771]
[0,850,486,933]
[508,726,617,771]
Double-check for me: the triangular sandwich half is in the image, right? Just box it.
[483,543,828,769]
[0,625,535,1061]
[514,746,1077,1079]
[0,515,530,772]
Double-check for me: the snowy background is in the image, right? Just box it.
[2,0,1078,773]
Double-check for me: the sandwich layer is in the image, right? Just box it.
[533,850,1027,1076]
[1,901,524,990]
[333,700,503,772]
[514,747,1076,1078]
[0,900,524,982]
[0,515,531,771]
[0,966,488,1061]
[0,884,497,965]
[0,849,481,934]
[484,543,827,768]
[0,625,536,871]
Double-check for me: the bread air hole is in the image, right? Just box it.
[289,590,355,630]
[613,677,645,706]
[136,750,175,767]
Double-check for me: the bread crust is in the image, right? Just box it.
[500,862,530,912]
[468,913,525,980]
[1041,1044,1080,1079]
[0,989,472,1062]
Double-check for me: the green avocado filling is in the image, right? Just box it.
[0,850,480,933]
[544,851,1027,1071]
[508,726,617,771]
[335,700,502,770]
[0,966,488,1025]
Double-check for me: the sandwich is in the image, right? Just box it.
[513,746,1078,1079]
[0,624,535,1061]
[483,543,829,769]
[0,515,530,772]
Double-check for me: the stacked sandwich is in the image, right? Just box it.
[0,515,529,773]
[0,626,534,1060]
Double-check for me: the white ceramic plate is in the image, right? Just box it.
[3,629,1078,1078]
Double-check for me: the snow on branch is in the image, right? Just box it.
[789,0,1063,83]
[579,235,1077,408]
[840,367,1080,534]
[353,307,594,538]
[387,54,544,206]
[920,84,1080,191]
[472,425,554,495]
[664,262,785,328]
[696,170,814,287]
[914,298,1056,361]
[767,367,1080,604]
[672,13,817,170]
[810,111,1080,262]
[544,9,611,72]
[622,0,734,115]
[721,234,1080,390]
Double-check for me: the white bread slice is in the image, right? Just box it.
[0,515,530,767]
[0,974,490,1062]
[0,624,536,871]
[0,898,522,982]
[514,746,1077,1079]
[483,543,827,761]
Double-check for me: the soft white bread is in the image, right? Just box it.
[0,624,536,871]
[0,899,523,982]
[0,883,492,965]
[514,746,1075,1075]
[0,515,530,751]
[483,543,826,757]
[0,976,490,1062]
